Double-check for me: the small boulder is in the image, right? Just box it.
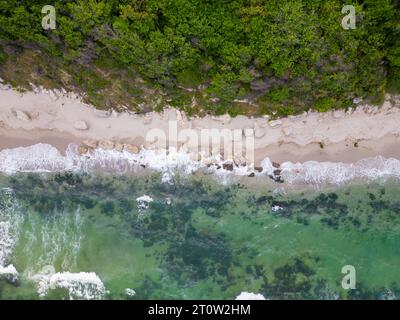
[272,161,280,168]
[98,140,114,150]
[13,110,31,121]
[78,145,89,155]
[114,142,124,152]
[124,144,139,154]
[74,120,89,130]
[269,120,282,128]
[82,139,98,149]
[273,169,282,176]
[222,163,234,171]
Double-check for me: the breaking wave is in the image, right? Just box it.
[235,291,266,300]
[32,267,107,300]
[0,184,105,299]
[260,156,400,185]
[0,143,400,186]
[0,188,22,283]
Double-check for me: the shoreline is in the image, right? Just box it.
[0,131,399,165]
[0,83,400,166]
[255,133,400,164]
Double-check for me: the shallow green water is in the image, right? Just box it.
[0,172,400,299]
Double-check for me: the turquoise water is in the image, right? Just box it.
[0,172,400,299]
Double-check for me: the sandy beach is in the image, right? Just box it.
[0,82,400,165]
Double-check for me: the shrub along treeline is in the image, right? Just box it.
[0,0,399,116]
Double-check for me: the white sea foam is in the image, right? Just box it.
[136,195,154,203]
[0,264,18,282]
[259,156,400,185]
[0,143,70,174]
[0,219,15,265]
[235,291,266,300]
[0,143,249,184]
[380,289,397,300]
[32,270,107,300]
[271,205,283,212]
[165,197,172,206]
[0,143,400,186]
[124,288,136,297]
[0,188,22,281]
[22,208,84,272]
[136,195,154,210]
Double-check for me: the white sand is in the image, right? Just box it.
[0,82,399,165]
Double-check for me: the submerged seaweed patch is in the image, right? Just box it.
[263,187,400,231]
[261,255,321,299]
[2,173,400,299]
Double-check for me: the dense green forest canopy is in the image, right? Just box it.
[0,0,399,116]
